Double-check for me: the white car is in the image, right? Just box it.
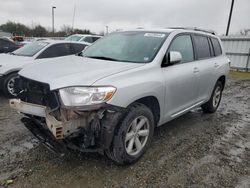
[65,34,102,44]
[0,40,89,97]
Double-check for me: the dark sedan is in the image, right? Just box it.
[0,37,22,53]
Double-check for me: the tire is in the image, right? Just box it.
[3,72,20,98]
[105,103,155,165]
[201,81,223,113]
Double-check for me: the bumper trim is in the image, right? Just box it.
[10,99,47,117]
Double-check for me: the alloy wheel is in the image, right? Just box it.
[125,116,150,156]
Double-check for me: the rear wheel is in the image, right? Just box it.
[3,73,20,98]
[105,103,155,165]
[201,81,223,113]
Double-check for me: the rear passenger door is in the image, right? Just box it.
[192,35,216,102]
[162,34,199,120]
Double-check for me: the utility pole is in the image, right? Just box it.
[106,26,109,35]
[226,0,235,36]
[52,6,56,34]
[72,2,76,30]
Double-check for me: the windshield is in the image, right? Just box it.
[13,42,49,57]
[65,35,83,41]
[83,31,168,63]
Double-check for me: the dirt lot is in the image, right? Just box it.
[0,73,249,188]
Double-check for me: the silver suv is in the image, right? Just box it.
[10,28,230,165]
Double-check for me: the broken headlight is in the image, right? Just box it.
[59,86,116,107]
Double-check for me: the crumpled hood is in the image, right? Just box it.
[0,54,33,74]
[19,55,145,90]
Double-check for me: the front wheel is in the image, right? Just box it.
[105,103,155,165]
[201,81,223,113]
[3,73,20,98]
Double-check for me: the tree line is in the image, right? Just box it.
[0,21,92,37]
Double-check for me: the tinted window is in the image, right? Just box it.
[193,35,211,59]
[0,39,13,46]
[37,43,71,59]
[71,43,87,54]
[92,37,101,42]
[211,38,222,56]
[168,35,194,62]
[83,37,93,43]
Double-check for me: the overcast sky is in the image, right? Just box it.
[0,0,249,35]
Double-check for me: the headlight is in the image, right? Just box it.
[59,86,116,106]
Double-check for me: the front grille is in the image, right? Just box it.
[18,77,60,110]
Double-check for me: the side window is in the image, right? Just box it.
[92,37,100,42]
[37,43,71,59]
[211,38,222,56]
[168,35,194,62]
[70,43,87,54]
[83,37,93,43]
[193,35,211,59]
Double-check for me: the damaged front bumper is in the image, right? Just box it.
[10,99,125,153]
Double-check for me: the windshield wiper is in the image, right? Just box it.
[85,56,120,61]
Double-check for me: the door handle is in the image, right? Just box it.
[214,63,219,68]
[193,67,199,73]
[3,47,9,49]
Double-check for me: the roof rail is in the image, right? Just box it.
[168,27,216,35]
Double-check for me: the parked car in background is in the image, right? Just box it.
[0,40,89,97]
[0,37,22,53]
[10,28,230,165]
[20,38,52,46]
[12,36,24,42]
[65,34,102,44]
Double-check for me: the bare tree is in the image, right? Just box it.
[240,29,250,36]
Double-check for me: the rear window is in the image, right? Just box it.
[211,38,222,56]
[193,35,211,59]
[13,42,48,57]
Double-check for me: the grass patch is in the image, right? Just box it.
[229,71,250,80]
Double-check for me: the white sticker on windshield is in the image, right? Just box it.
[144,33,165,38]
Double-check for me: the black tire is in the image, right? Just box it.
[201,81,223,113]
[3,72,20,98]
[105,103,155,165]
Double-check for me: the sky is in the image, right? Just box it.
[0,0,249,35]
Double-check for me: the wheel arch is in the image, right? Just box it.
[218,75,226,90]
[131,96,161,126]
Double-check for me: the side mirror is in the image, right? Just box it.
[166,51,182,65]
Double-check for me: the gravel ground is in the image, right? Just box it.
[0,75,249,188]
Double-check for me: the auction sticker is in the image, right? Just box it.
[144,33,165,38]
